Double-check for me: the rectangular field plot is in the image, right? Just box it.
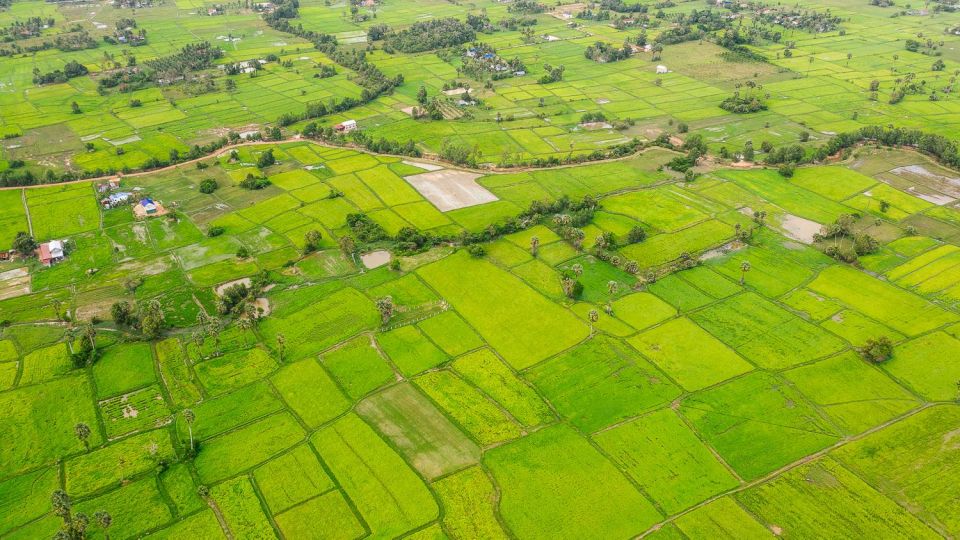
[527,336,680,433]
[357,382,480,479]
[417,252,589,369]
[99,385,172,438]
[628,317,753,391]
[595,408,739,514]
[194,412,305,484]
[434,466,509,540]
[254,444,334,514]
[404,169,498,211]
[680,372,839,481]
[807,265,958,336]
[690,293,846,369]
[311,413,438,539]
[484,424,662,539]
[415,369,522,446]
[737,458,939,539]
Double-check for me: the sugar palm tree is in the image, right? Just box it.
[740,261,751,285]
[530,236,540,257]
[276,333,286,362]
[183,409,195,453]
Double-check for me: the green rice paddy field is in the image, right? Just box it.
[0,138,959,538]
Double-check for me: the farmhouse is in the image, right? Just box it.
[101,191,134,209]
[133,197,168,218]
[37,240,65,267]
[335,120,358,133]
[96,180,121,194]
[656,65,669,74]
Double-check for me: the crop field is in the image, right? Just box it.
[1,0,960,533]
[0,136,957,538]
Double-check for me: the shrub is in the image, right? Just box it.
[199,179,218,193]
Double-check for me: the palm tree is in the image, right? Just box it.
[571,264,583,276]
[94,511,112,540]
[83,324,97,356]
[740,261,751,285]
[191,331,205,362]
[276,334,286,362]
[51,299,63,321]
[74,422,91,452]
[588,309,599,329]
[237,317,252,346]
[207,317,222,356]
[530,236,540,257]
[183,409,196,453]
[607,281,619,296]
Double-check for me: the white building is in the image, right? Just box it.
[656,65,669,74]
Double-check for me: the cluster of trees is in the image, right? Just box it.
[51,490,113,540]
[145,41,223,79]
[757,8,842,33]
[31,60,88,85]
[719,82,768,113]
[111,299,166,339]
[507,0,547,14]
[240,173,271,190]
[1,25,98,57]
[584,41,633,63]
[301,122,421,157]
[383,18,476,53]
[813,213,880,263]
[668,134,709,172]
[1,16,53,39]
[439,141,481,167]
[820,126,960,169]
[346,213,389,243]
[538,63,565,84]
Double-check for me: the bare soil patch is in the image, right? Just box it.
[404,169,499,212]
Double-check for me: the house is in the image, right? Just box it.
[38,240,65,267]
[335,120,358,133]
[96,180,120,194]
[101,191,133,208]
[656,65,669,74]
[139,198,157,214]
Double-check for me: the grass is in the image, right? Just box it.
[194,411,305,483]
[628,317,753,391]
[417,251,589,369]
[452,348,553,428]
[415,369,522,446]
[253,444,334,514]
[595,408,739,514]
[310,413,438,539]
[527,335,680,433]
[320,335,394,400]
[484,424,662,539]
[680,371,840,481]
[271,358,350,428]
[433,466,510,540]
[356,382,480,479]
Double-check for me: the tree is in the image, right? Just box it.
[740,261,751,285]
[627,226,646,244]
[588,309,599,327]
[339,236,356,257]
[530,236,540,257]
[71,101,81,114]
[94,511,113,540]
[417,86,428,105]
[607,280,619,296]
[237,316,253,345]
[257,149,276,168]
[199,179,218,194]
[376,296,394,324]
[183,409,196,453]
[858,336,893,363]
[12,231,37,255]
[276,333,286,362]
[74,422,91,452]
[571,263,583,277]
[304,229,323,252]
[139,299,165,340]
[111,301,134,326]
[191,331,205,362]
[752,210,767,227]
[52,299,63,321]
